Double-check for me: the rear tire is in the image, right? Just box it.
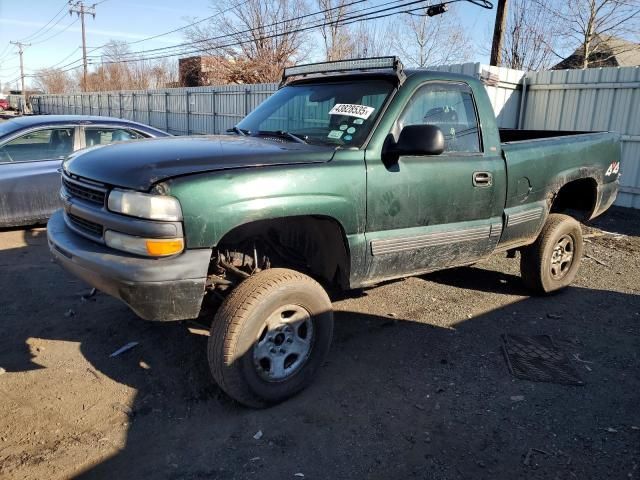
[208,268,333,408]
[520,213,583,294]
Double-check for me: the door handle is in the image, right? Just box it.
[473,171,493,187]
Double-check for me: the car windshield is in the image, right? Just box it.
[236,79,395,148]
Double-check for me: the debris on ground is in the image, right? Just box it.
[253,430,263,440]
[109,342,139,358]
[81,288,98,302]
[187,326,210,337]
[139,360,151,370]
[64,309,75,318]
[523,448,549,466]
[86,368,101,381]
[584,253,610,267]
[510,395,525,402]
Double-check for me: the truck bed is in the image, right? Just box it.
[496,129,619,250]
[499,129,595,143]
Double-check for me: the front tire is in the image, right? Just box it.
[520,213,584,293]
[208,268,333,408]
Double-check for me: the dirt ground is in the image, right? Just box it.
[0,207,639,480]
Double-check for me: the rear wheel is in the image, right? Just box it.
[520,213,584,293]
[208,268,333,408]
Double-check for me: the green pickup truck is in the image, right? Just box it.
[48,57,620,407]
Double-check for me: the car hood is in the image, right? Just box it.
[64,135,336,191]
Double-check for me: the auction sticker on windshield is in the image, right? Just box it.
[329,104,375,120]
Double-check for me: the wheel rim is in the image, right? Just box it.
[550,234,575,280]
[252,304,314,382]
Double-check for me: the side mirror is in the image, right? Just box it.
[394,124,445,156]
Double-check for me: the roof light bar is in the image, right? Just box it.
[282,56,405,84]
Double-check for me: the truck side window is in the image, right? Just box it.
[398,82,481,153]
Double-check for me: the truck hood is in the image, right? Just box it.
[64,135,336,191]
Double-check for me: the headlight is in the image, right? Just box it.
[105,230,184,257]
[108,189,182,221]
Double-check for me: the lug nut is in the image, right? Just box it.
[270,348,277,354]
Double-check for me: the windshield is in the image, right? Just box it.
[237,79,394,148]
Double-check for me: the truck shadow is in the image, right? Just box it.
[422,266,530,296]
[1,235,639,479]
[75,285,640,479]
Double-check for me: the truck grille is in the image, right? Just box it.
[62,177,107,206]
[67,212,103,237]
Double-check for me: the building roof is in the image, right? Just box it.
[553,35,640,69]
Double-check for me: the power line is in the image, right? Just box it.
[89,0,491,62]
[18,1,69,42]
[60,0,253,66]
[0,44,13,63]
[29,0,494,78]
[47,47,83,70]
[27,0,406,78]
[31,0,423,77]
[88,0,392,61]
[125,0,253,47]
[30,18,80,45]
[92,0,442,64]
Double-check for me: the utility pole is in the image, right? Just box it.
[9,41,30,94]
[490,0,508,66]
[69,1,96,91]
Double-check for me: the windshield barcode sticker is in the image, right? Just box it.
[329,104,375,120]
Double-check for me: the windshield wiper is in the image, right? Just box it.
[254,130,308,144]
[228,126,249,136]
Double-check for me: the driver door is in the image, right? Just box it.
[0,126,78,226]
[364,81,505,281]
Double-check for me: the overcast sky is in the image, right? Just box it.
[0,0,497,89]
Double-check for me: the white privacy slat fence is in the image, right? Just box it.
[521,66,640,209]
[25,63,640,208]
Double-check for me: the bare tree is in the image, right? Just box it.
[185,0,310,83]
[501,0,559,71]
[33,68,76,93]
[81,40,178,91]
[317,0,355,60]
[351,20,392,58]
[392,6,474,68]
[101,40,133,90]
[147,59,179,89]
[541,0,640,68]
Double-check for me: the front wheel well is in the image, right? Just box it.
[550,178,598,221]
[214,216,351,289]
